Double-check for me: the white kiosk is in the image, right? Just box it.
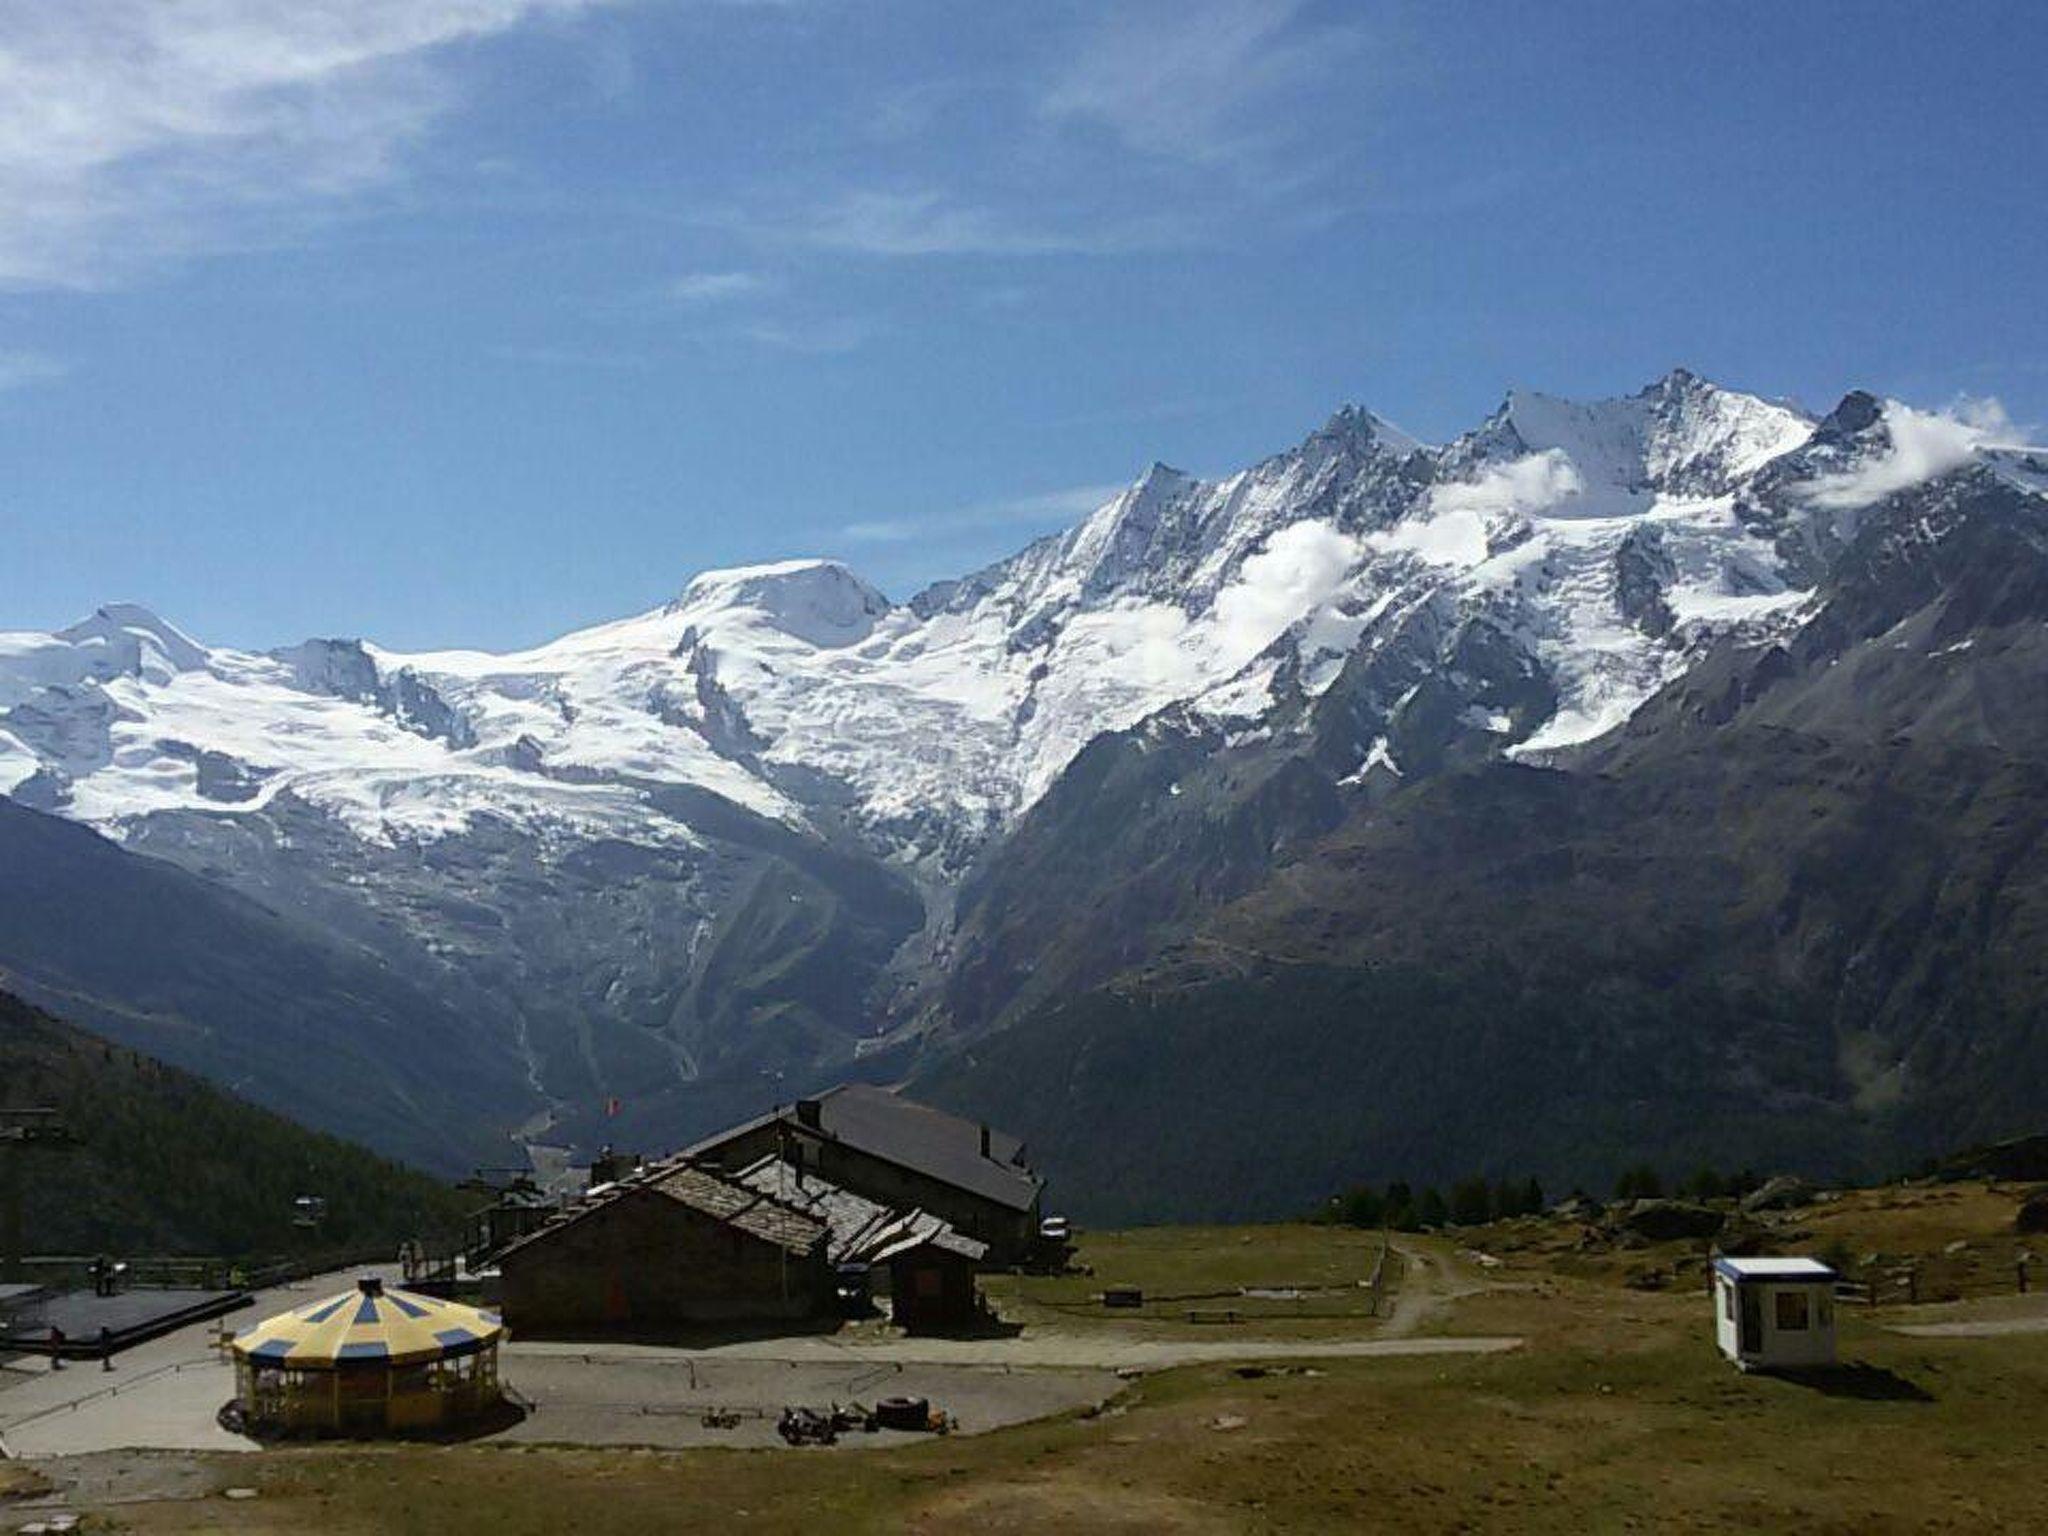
[1712,1255,1838,1370]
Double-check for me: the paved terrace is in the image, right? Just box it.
[0,1263,1520,1458]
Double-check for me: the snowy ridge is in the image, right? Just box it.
[2,373,2033,866]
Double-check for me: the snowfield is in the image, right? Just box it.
[3,371,2030,868]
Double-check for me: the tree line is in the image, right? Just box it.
[1319,1175,1546,1232]
[1321,1163,1773,1231]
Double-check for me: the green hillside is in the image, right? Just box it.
[0,989,469,1259]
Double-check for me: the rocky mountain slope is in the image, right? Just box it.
[916,442,2048,1218]
[2,369,2041,1204]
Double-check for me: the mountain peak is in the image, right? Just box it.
[1644,364,1706,395]
[1308,403,1426,458]
[1134,460,1194,495]
[1813,389,1887,444]
[56,603,209,677]
[674,558,892,648]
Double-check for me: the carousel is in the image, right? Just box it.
[229,1276,504,1436]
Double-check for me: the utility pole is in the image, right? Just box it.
[1,1108,76,1283]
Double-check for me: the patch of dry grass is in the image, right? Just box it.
[0,1461,54,1499]
[983,1223,1393,1336]
[96,1321,2048,1535]
[80,1192,2048,1533]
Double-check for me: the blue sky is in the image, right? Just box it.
[1,0,2043,650]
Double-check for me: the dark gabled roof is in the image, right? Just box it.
[686,1084,1043,1213]
[497,1156,826,1263]
[646,1163,827,1255]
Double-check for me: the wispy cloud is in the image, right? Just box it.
[806,190,1073,257]
[1040,0,1357,171]
[486,343,652,370]
[742,315,885,355]
[843,482,1124,543]
[711,187,1195,260]
[0,350,68,392]
[666,269,770,304]
[0,1,628,288]
[1803,397,2022,509]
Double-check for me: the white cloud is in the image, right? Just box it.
[0,350,68,392]
[0,1,624,288]
[741,315,884,355]
[1803,397,2019,510]
[666,270,768,304]
[1367,451,1582,567]
[1432,451,1585,519]
[843,483,1123,543]
[1041,0,1353,169]
[1211,519,1362,661]
[788,189,1161,258]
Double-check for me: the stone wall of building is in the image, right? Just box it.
[500,1187,826,1333]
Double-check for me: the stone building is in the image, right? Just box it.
[496,1161,828,1334]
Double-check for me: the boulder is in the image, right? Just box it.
[1714,1221,1771,1257]
[1740,1175,1816,1214]
[2017,1191,2048,1235]
[1937,1133,2048,1183]
[1619,1199,1725,1242]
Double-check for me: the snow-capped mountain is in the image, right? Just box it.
[1,368,2034,1175]
[0,371,1824,858]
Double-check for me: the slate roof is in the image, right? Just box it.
[687,1084,1043,1214]
[731,1155,989,1266]
[498,1156,826,1263]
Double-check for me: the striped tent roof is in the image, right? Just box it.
[232,1279,502,1368]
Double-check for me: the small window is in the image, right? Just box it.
[1774,1290,1810,1331]
[1722,1280,1735,1320]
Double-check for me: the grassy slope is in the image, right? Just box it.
[0,988,468,1257]
[92,1185,2048,1534]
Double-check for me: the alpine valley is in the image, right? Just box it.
[6,370,2046,1219]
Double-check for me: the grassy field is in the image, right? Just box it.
[982,1222,1398,1336]
[30,1180,2048,1534]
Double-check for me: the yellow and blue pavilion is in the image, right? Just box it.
[230,1276,503,1435]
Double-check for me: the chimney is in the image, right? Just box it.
[795,1098,822,1130]
[979,1122,991,1159]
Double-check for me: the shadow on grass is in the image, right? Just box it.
[1773,1362,1934,1402]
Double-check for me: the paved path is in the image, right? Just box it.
[0,1266,390,1457]
[497,1356,1121,1450]
[1886,1293,2048,1339]
[1,1253,1520,1458]
[1892,1317,2048,1338]
[510,1332,1521,1372]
